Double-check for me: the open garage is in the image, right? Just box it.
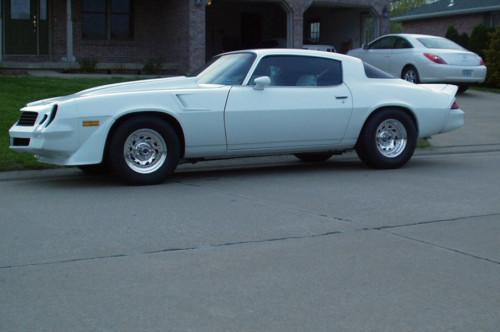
[206,0,291,59]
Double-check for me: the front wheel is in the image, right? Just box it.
[107,116,180,185]
[401,66,420,84]
[356,109,417,169]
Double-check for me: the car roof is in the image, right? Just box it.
[219,48,359,63]
[378,33,446,39]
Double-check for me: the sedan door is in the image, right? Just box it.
[224,55,353,152]
[362,36,397,72]
[387,36,415,77]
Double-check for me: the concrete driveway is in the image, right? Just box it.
[1,90,499,332]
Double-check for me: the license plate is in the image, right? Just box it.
[463,70,473,77]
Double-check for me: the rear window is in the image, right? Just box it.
[417,37,463,50]
[363,62,394,79]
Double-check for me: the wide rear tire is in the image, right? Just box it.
[356,109,417,169]
[107,116,180,185]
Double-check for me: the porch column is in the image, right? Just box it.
[65,0,75,62]
[187,0,206,72]
[0,0,3,62]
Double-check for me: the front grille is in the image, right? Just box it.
[17,111,38,126]
[12,138,30,146]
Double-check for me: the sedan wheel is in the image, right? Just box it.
[108,116,180,185]
[402,67,419,84]
[356,109,417,169]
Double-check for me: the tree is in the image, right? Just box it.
[485,28,500,88]
[390,0,427,17]
[469,24,494,58]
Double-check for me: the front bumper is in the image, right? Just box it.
[9,105,81,165]
[420,64,487,84]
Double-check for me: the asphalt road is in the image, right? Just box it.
[1,90,499,332]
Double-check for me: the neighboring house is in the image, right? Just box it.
[391,0,500,36]
[0,0,391,73]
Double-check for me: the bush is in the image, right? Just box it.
[78,58,98,73]
[458,32,470,49]
[445,26,460,43]
[469,24,494,58]
[143,59,163,75]
[485,27,500,88]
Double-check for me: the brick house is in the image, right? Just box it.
[0,0,391,74]
[392,0,500,37]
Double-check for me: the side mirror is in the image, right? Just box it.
[253,76,271,90]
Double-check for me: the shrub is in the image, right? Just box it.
[485,27,500,88]
[143,58,163,75]
[445,26,460,44]
[458,32,470,49]
[78,58,98,73]
[469,24,494,58]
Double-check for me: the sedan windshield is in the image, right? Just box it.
[417,37,463,50]
[197,53,256,85]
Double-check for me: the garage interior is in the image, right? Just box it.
[303,4,377,54]
[206,0,289,59]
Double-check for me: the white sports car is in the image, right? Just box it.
[10,49,464,185]
[348,33,487,93]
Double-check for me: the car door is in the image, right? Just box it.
[388,36,415,77]
[363,36,396,72]
[224,55,353,151]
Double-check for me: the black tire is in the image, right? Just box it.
[78,163,109,175]
[401,66,420,84]
[457,85,469,94]
[356,109,417,169]
[294,152,334,163]
[107,116,180,185]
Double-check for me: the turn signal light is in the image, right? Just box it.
[424,53,447,64]
[451,101,460,109]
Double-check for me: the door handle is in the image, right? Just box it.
[336,96,348,100]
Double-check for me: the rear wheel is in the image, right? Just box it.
[294,152,334,163]
[107,116,180,185]
[356,109,417,169]
[402,66,420,84]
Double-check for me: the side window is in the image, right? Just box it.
[369,37,395,50]
[249,56,342,87]
[394,37,413,49]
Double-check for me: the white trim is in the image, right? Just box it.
[65,0,75,62]
[392,5,500,22]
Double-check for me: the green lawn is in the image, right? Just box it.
[0,76,130,171]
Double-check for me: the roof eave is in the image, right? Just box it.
[391,5,500,22]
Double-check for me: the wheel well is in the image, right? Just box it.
[104,111,186,160]
[401,64,417,77]
[357,107,419,145]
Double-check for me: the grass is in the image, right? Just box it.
[0,76,131,171]
[417,138,431,149]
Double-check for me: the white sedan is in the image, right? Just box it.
[10,49,464,185]
[348,33,487,93]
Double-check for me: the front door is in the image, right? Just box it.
[225,55,353,151]
[4,0,48,55]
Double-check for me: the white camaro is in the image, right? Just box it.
[348,33,487,93]
[10,49,464,185]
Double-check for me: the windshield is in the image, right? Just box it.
[417,37,463,50]
[197,53,256,85]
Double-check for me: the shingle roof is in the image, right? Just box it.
[392,0,500,22]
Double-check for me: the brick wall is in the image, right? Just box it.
[402,14,486,37]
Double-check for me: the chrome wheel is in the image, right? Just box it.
[403,69,418,83]
[375,119,408,158]
[124,129,167,174]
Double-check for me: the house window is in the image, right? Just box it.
[310,21,320,43]
[82,0,133,40]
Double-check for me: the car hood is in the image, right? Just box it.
[27,76,199,107]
